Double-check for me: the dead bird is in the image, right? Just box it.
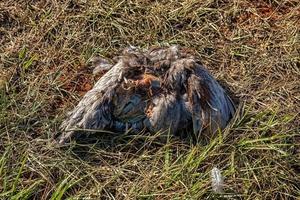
[58,45,235,144]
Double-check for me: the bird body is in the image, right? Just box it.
[59,46,235,144]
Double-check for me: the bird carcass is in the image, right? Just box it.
[58,45,235,144]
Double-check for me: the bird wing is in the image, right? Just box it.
[162,58,235,137]
[58,61,125,144]
[189,63,236,137]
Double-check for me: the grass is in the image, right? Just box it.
[0,0,299,199]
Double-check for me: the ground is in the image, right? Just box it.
[0,0,299,199]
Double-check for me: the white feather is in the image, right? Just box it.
[211,167,224,193]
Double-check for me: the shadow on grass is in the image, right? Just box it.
[57,129,197,162]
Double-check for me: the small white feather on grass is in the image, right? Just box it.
[211,167,224,193]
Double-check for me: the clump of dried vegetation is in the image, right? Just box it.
[0,0,299,199]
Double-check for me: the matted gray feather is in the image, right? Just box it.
[58,45,235,144]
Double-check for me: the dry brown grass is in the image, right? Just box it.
[0,0,299,199]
